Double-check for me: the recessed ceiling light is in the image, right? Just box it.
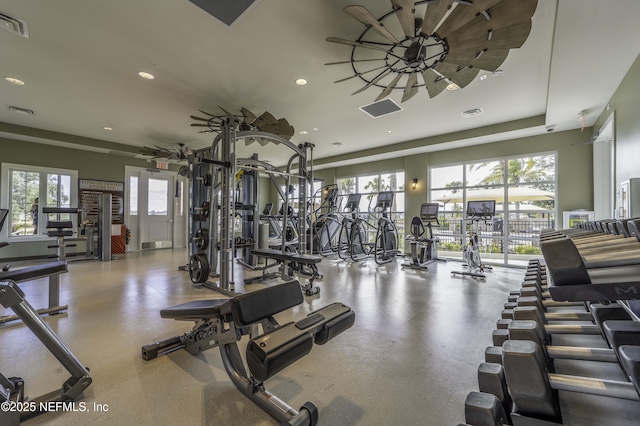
[313,127,318,131]
[299,130,308,135]
[103,126,114,131]
[138,71,155,80]
[331,142,342,147]
[480,74,488,80]
[295,78,308,86]
[492,70,503,77]
[386,130,392,134]
[446,83,459,91]
[4,77,25,85]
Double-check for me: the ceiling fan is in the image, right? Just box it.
[140,142,192,161]
[190,106,295,146]
[327,0,538,103]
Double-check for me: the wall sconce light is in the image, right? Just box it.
[412,178,418,190]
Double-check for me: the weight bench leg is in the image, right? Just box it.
[49,274,60,310]
[0,281,91,401]
[218,341,318,425]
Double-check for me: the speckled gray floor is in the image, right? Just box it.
[1,249,637,425]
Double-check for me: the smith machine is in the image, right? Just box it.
[182,117,319,295]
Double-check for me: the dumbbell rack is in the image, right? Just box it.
[463,254,640,425]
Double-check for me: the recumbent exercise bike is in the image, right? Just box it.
[402,202,446,271]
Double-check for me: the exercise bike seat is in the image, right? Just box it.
[410,216,425,238]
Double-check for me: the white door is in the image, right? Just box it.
[140,171,173,249]
[125,167,188,250]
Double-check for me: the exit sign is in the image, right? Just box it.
[156,160,169,170]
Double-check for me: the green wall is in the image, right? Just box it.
[0,136,178,259]
[0,136,172,182]
[593,53,640,189]
[313,128,593,230]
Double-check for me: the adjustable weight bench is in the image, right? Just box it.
[0,261,69,324]
[0,262,92,424]
[246,248,323,295]
[142,280,355,426]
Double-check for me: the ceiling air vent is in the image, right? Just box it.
[461,108,484,118]
[359,98,403,118]
[0,12,29,38]
[8,105,35,115]
[188,0,262,26]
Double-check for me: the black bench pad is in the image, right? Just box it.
[246,302,355,382]
[292,253,321,265]
[47,221,73,229]
[251,249,321,265]
[47,230,74,237]
[0,261,67,283]
[230,280,303,326]
[160,299,228,320]
[160,280,304,325]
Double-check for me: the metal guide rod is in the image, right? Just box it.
[208,143,219,275]
[548,373,640,401]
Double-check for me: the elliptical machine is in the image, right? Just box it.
[452,200,495,279]
[337,193,373,261]
[401,203,446,271]
[372,191,400,265]
[309,185,341,255]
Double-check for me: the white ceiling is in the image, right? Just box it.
[1,0,639,168]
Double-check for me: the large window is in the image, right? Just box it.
[337,171,405,249]
[429,154,556,266]
[1,163,78,239]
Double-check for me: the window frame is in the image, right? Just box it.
[427,152,557,265]
[1,163,79,242]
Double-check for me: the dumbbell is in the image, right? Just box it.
[493,301,628,349]
[502,339,640,424]
[480,317,640,425]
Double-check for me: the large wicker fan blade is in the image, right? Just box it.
[327,37,393,53]
[335,65,390,83]
[218,105,234,116]
[325,58,382,66]
[261,118,294,139]
[276,119,295,139]
[422,69,448,98]
[344,5,400,44]
[190,115,211,122]
[447,21,533,53]
[443,0,537,51]
[421,0,454,35]
[375,73,404,102]
[241,107,257,124]
[257,138,271,147]
[401,73,419,103]
[434,62,479,88]
[253,112,278,129]
[190,123,215,127]
[352,70,392,95]
[198,109,217,117]
[390,0,416,38]
[443,49,509,71]
[245,138,257,146]
[140,147,160,156]
[435,0,501,36]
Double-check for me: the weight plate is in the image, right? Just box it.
[189,254,210,284]
[203,173,212,186]
[202,201,210,218]
[178,165,190,177]
[194,228,209,250]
